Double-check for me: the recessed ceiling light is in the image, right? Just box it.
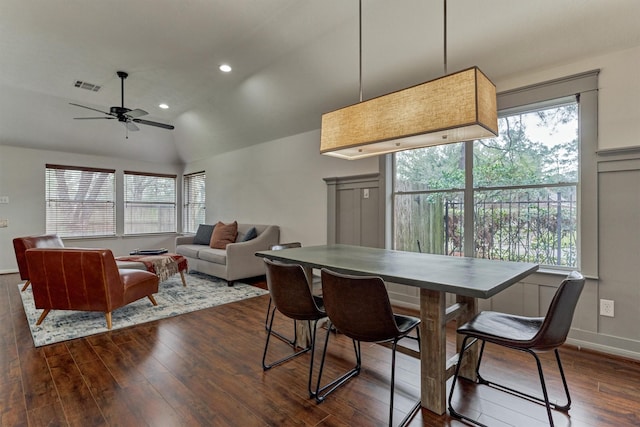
[159,103,169,109]
[219,64,232,73]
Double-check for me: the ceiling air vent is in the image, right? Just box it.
[74,80,101,92]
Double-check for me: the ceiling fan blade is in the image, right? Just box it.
[125,121,140,131]
[71,72,172,134]
[125,108,148,118]
[133,118,175,130]
[69,103,112,116]
[73,117,116,120]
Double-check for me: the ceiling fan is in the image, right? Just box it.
[70,71,175,132]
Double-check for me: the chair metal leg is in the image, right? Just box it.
[398,401,422,427]
[306,319,321,398]
[315,323,361,403]
[264,297,297,346]
[390,339,397,426]
[448,335,485,426]
[532,349,555,426]
[264,297,271,328]
[317,327,421,427]
[262,307,311,371]
[554,348,572,411]
[389,332,422,427]
[478,348,570,415]
[449,337,571,427]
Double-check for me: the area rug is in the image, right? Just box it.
[18,273,268,347]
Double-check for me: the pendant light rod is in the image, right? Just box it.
[319,0,498,160]
[358,0,363,103]
[443,0,448,75]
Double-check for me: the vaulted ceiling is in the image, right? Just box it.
[2,0,640,165]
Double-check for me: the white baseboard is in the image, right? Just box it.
[0,268,19,275]
[566,337,640,361]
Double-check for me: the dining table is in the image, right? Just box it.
[255,244,539,415]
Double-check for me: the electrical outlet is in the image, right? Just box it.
[600,299,614,317]
[0,219,7,228]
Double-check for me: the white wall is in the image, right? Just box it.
[184,129,377,245]
[0,145,182,273]
[498,44,640,151]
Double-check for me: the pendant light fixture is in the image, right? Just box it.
[320,0,498,160]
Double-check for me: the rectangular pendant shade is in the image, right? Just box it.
[320,66,498,160]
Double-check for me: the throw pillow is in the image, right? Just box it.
[210,221,238,249]
[193,224,215,245]
[241,226,258,242]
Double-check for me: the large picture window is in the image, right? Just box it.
[393,71,597,270]
[183,171,206,233]
[45,164,116,238]
[124,171,176,235]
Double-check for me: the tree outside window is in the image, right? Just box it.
[394,100,578,268]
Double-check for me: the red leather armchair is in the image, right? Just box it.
[13,234,64,291]
[25,248,159,329]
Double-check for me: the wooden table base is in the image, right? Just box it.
[420,289,477,415]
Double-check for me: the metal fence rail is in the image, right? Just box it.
[444,193,577,266]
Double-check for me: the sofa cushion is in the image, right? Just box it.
[210,221,238,249]
[193,224,215,245]
[198,248,227,265]
[239,226,258,242]
[175,245,202,259]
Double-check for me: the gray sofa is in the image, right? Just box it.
[175,223,279,284]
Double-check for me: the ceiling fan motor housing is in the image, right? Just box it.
[110,106,131,116]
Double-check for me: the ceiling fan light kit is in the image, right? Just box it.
[70,71,175,132]
[320,0,498,160]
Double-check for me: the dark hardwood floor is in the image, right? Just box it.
[2,272,640,426]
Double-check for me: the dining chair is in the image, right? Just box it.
[316,268,421,427]
[262,258,326,398]
[263,242,303,345]
[448,271,585,427]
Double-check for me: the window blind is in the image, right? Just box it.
[183,171,206,233]
[124,171,177,234]
[45,164,116,238]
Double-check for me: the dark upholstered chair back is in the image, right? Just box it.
[320,268,401,342]
[13,234,64,281]
[264,258,323,321]
[532,271,585,351]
